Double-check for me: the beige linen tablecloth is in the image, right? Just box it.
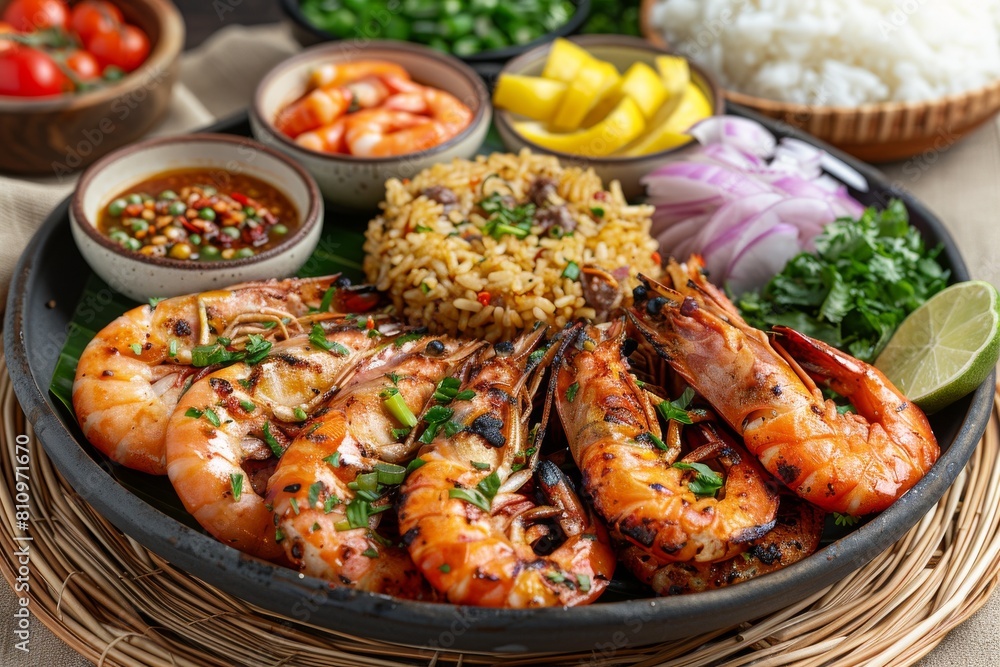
[1,23,998,667]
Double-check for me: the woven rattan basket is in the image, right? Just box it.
[639,0,1000,163]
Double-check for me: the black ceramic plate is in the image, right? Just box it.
[4,109,995,653]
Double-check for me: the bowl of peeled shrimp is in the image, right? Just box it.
[250,41,492,210]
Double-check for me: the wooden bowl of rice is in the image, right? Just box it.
[639,0,1000,163]
[363,151,663,341]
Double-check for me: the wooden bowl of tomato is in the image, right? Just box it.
[0,0,184,175]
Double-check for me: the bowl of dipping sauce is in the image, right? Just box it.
[70,133,323,301]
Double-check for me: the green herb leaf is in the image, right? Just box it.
[184,407,203,419]
[393,331,424,348]
[590,206,605,218]
[439,563,451,573]
[239,399,256,413]
[834,512,860,527]
[204,407,221,428]
[130,343,142,355]
[148,297,165,309]
[386,372,401,385]
[263,421,283,457]
[309,323,336,351]
[324,451,341,468]
[361,547,379,558]
[448,487,491,512]
[406,457,426,476]
[168,339,178,358]
[391,427,411,440]
[576,573,591,591]
[566,382,579,403]
[323,495,340,513]
[191,342,235,367]
[319,286,336,313]
[433,376,462,403]
[562,261,580,280]
[293,407,307,421]
[737,200,949,362]
[454,389,476,401]
[672,462,723,497]
[229,473,244,502]
[242,334,272,365]
[471,461,490,470]
[307,481,323,508]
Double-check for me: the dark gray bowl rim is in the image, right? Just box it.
[278,0,592,64]
[250,40,491,165]
[493,34,725,163]
[70,133,323,272]
[4,107,995,652]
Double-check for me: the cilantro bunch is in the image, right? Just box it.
[737,200,949,362]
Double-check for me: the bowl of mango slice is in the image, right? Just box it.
[493,35,722,197]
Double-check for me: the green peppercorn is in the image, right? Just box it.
[200,245,220,260]
[199,207,216,221]
[108,198,127,217]
[126,194,143,205]
[235,248,255,259]
[130,219,149,233]
[159,190,178,200]
[168,201,187,216]
[188,233,202,246]
[222,226,241,239]
[109,230,129,244]
[271,224,288,236]
[124,238,142,251]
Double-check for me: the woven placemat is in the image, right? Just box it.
[2,341,999,667]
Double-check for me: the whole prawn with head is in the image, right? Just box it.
[399,329,617,607]
[629,257,939,517]
[72,275,378,475]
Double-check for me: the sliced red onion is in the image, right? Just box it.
[724,224,802,296]
[688,116,776,158]
[644,115,867,293]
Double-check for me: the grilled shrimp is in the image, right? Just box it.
[265,332,484,597]
[629,257,939,516]
[398,329,617,607]
[555,320,779,563]
[164,322,394,560]
[73,275,378,475]
[621,494,824,595]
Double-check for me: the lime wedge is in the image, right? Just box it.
[875,280,1000,413]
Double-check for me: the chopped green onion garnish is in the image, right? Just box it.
[375,462,407,486]
[384,391,417,427]
[130,343,142,355]
[293,407,307,421]
[439,564,451,573]
[672,462,723,498]
[406,458,426,476]
[562,261,580,280]
[289,498,300,515]
[566,382,579,403]
[239,399,256,413]
[319,286,336,313]
[577,574,591,591]
[324,452,341,468]
[184,407,203,419]
[323,496,340,513]
[471,461,490,470]
[168,339,178,358]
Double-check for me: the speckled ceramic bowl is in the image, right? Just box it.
[70,133,323,302]
[494,35,723,198]
[250,41,491,210]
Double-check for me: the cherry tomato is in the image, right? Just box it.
[87,23,148,72]
[64,48,100,80]
[2,0,69,32]
[0,46,70,96]
[70,0,122,45]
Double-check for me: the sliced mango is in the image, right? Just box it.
[616,82,711,156]
[541,38,595,83]
[620,62,668,119]
[492,75,568,122]
[515,97,646,157]
[550,60,620,132]
[655,55,690,102]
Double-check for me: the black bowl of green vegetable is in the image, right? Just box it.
[281,0,591,76]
